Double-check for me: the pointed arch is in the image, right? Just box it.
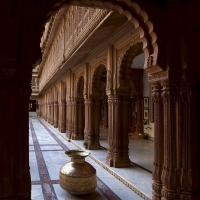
[118,42,143,89]
[91,64,107,94]
[77,76,84,98]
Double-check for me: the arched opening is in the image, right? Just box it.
[84,64,107,150]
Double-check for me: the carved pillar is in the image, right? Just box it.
[179,82,199,200]
[47,102,50,123]
[66,99,71,138]
[161,81,178,199]
[50,101,54,125]
[46,102,48,121]
[54,100,58,128]
[84,96,100,150]
[103,96,108,128]
[45,96,47,121]
[58,100,66,133]
[15,80,31,198]
[106,95,130,168]
[66,99,74,139]
[0,81,13,199]
[151,82,164,200]
[69,99,76,139]
[135,96,143,136]
[72,98,84,140]
[78,98,85,139]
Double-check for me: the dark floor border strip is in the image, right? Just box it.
[39,119,123,200]
[30,150,63,152]
[37,144,60,146]
[31,180,60,185]
[30,120,58,200]
[97,177,120,200]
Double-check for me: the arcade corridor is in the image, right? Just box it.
[29,117,153,200]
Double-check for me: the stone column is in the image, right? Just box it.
[179,81,199,200]
[0,81,14,199]
[42,102,45,119]
[45,96,48,121]
[46,102,48,121]
[66,99,74,139]
[78,98,85,139]
[161,81,178,199]
[58,100,66,133]
[54,100,58,128]
[15,80,31,198]
[72,98,84,140]
[135,96,143,136]
[106,95,130,167]
[151,82,164,200]
[58,100,61,131]
[71,99,76,139]
[50,101,54,125]
[47,102,51,123]
[103,96,108,128]
[66,99,70,138]
[84,96,100,150]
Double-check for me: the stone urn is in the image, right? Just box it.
[59,149,97,195]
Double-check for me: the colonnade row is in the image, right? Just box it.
[38,85,132,168]
[37,73,200,199]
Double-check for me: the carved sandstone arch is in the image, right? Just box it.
[118,42,143,90]
[84,64,107,149]
[91,64,107,94]
[77,76,84,98]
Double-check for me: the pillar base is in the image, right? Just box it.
[152,181,162,200]
[60,128,66,133]
[71,134,84,140]
[84,142,100,150]
[106,157,131,168]
[161,187,178,200]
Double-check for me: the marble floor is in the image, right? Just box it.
[29,117,153,200]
